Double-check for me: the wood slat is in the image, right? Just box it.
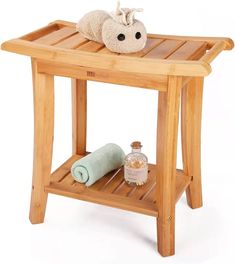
[91,169,120,191]
[37,60,168,91]
[57,171,71,183]
[46,183,158,217]
[60,173,76,185]
[144,40,185,59]
[2,20,231,77]
[200,41,226,63]
[21,24,59,41]
[76,41,104,52]
[54,33,88,49]
[141,185,156,203]
[50,19,233,50]
[51,20,77,29]
[98,47,119,55]
[50,155,81,183]
[167,41,207,60]
[141,183,156,201]
[46,155,192,217]
[34,27,77,45]
[143,170,191,203]
[49,155,191,202]
[1,38,211,76]
[101,169,125,193]
[148,33,234,50]
[113,181,135,196]
[123,38,164,57]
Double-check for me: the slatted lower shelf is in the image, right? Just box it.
[46,155,192,217]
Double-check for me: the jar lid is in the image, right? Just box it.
[131,141,142,149]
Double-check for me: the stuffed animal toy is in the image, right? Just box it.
[77,1,147,53]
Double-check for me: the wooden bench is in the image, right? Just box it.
[1,20,233,257]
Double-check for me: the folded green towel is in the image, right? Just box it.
[71,143,125,187]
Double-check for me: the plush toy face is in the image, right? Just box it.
[77,1,147,54]
[102,19,147,53]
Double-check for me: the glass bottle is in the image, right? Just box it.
[124,141,148,186]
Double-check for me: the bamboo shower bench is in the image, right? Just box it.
[1,20,233,256]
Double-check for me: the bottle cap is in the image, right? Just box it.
[131,141,142,149]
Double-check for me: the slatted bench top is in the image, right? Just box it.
[1,20,233,76]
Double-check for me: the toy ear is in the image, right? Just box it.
[126,8,143,25]
[110,11,128,26]
[115,0,128,25]
[116,0,122,15]
[112,1,144,26]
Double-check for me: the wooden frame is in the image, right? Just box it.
[71,79,87,155]
[181,77,203,208]
[1,20,233,257]
[156,76,182,256]
[29,59,54,224]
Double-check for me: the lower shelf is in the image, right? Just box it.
[46,155,192,217]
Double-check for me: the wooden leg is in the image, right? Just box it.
[71,79,87,155]
[29,59,54,224]
[156,76,182,257]
[181,77,203,209]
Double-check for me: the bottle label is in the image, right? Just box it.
[124,166,148,185]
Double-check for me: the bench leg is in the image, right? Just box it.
[71,79,87,155]
[181,77,203,209]
[29,59,54,224]
[156,76,182,256]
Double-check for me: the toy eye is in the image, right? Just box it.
[135,32,141,39]
[117,34,125,41]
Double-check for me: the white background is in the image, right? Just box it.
[0,0,235,263]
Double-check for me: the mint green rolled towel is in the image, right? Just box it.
[71,143,125,187]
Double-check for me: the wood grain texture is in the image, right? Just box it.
[50,155,81,183]
[90,169,121,191]
[50,20,77,28]
[101,169,124,193]
[1,19,233,256]
[46,155,191,217]
[77,41,104,52]
[1,39,212,76]
[37,60,168,91]
[147,33,234,50]
[200,41,226,63]
[50,20,234,50]
[167,41,207,60]
[98,47,119,55]
[47,184,158,217]
[21,24,59,41]
[156,76,182,256]
[123,38,164,57]
[29,59,54,224]
[142,169,190,204]
[181,77,203,209]
[71,79,87,155]
[144,40,185,59]
[54,33,88,49]
[34,27,77,45]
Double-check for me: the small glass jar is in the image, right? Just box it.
[124,141,148,186]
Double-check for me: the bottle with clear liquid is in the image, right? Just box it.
[124,141,148,186]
